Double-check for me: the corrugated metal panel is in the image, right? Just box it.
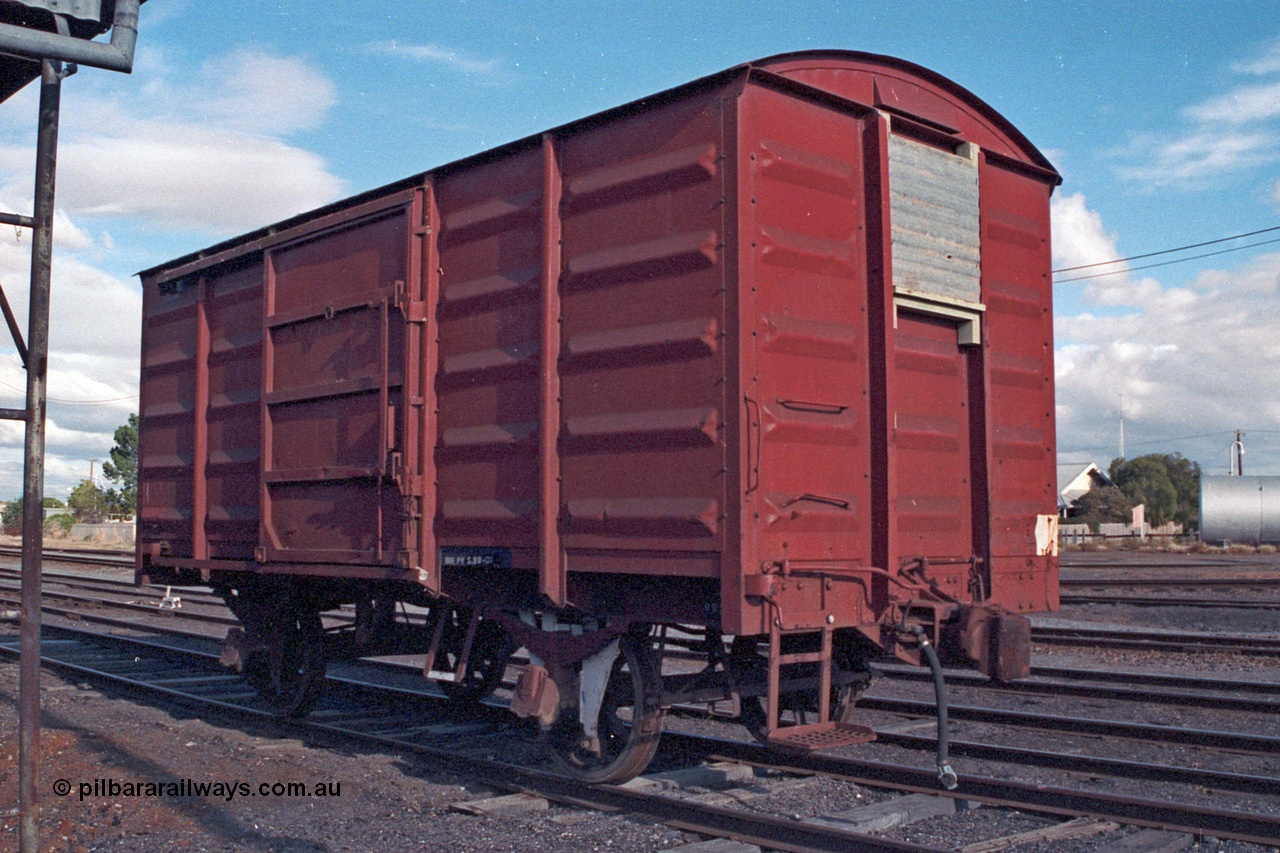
[979,157,1057,613]
[555,87,727,579]
[1,0,101,22]
[137,277,198,558]
[741,82,872,569]
[259,200,413,565]
[889,311,973,587]
[889,135,980,304]
[201,263,263,560]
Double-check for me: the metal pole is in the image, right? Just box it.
[0,0,139,73]
[18,53,63,853]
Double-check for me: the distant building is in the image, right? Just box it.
[1056,462,1114,519]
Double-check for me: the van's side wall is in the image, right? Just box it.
[137,53,1060,637]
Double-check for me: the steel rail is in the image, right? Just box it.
[0,573,227,610]
[1033,625,1280,656]
[1059,593,1280,609]
[14,576,1279,706]
[1060,576,1280,588]
[1060,556,1278,569]
[874,663,1280,713]
[16,567,1280,659]
[0,581,237,626]
[0,626,944,853]
[0,592,230,643]
[856,696,1280,754]
[872,730,1278,797]
[0,566,232,612]
[0,544,132,567]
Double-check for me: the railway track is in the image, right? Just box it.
[1059,591,1280,608]
[7,551,1280,844]
[8,560,1280,659]
[1032,623,1280,656]
[3,616,1278,847]
[0,543,132,568]
[876,661,1280,714]
[6,563,1280,712]
[1060,552,1280,568]
[10,583,1278,755]
[1060,575,1280,589]
[7,573,1280,704]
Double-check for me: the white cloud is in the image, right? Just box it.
[16,126,344,232]
[0,49,346,236]
[1117,128,1279,186]
[1055,245,1280,469]
[0,45,346,499]
[1050,192,1171,309]
[367,41,510,85]
[198,50,338,135]
[1118,39,1280,189]
[1187,79,1280,124]
[1233,38,1280,76]
[1051,192,1121,271]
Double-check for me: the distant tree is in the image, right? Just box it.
[67,480,108,523]
[1158,453,1202,530]
[2,497,71,535]
[1070,485,1134,531]
[103,413,138,517]
[1,499,21,535]
[1108,453,1200,529]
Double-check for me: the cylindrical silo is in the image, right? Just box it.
[1199,475,1280,545]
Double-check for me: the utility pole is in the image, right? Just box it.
[1117,393,1126,461]
[1230,430,1245,476]
[0,7,143,852]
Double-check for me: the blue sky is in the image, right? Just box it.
[1,1,1280,498]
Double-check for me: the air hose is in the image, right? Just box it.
[906,623,958,790]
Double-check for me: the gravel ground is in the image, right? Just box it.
[0,658,715,853]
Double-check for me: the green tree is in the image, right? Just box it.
[1108,453,1200,528]
[1158,453,1202,530]
[68,479,108,523]
[1070,485,1134,531]
[103,413,138,517]
[1,499,22,535]
[2,497,70,535]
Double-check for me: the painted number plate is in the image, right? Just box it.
[439,547,512,569]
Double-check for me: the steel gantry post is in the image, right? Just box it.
[17,50,65,853]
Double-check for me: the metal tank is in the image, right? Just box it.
[1199,475,1280,545]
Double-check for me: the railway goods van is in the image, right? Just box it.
[137,50,1061,783]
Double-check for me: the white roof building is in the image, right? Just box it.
[1056,462,1115,515]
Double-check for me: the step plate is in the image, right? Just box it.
[767,722,877,751]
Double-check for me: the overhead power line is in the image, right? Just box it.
[0,378,137,405]
[1052,223,1280,273]
[1053,235,1280,283]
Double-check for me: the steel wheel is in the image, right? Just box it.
[549,631,666,784]
[440,615,516,703]
[245,608,326,718]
